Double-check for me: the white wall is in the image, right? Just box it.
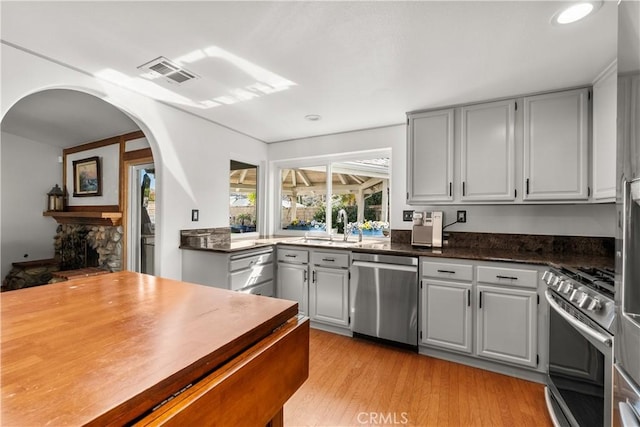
[267,125,617,237]
[1,43,268,280]
[1,131,62,278]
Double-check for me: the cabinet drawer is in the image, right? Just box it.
[230,264,274,291]
[230,250,273,272]
[311,251,349,268]
[238,281,275,297]
[422,261,473,281]
[476,266,538,289]
[277,248,309,264]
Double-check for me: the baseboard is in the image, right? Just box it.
[419,346,547,384]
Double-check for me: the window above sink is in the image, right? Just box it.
[273,149,391,238]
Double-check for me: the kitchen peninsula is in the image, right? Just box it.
[1,271,308,426]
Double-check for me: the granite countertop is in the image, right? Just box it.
[349,241,615,269]
[179,228,615,269]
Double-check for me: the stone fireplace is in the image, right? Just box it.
[55,224,123,271]
[2,223,123,291]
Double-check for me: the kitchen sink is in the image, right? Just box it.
[287,237,385,248]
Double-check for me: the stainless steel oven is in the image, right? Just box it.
[543,268,615,427]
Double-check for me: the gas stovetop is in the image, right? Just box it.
[543,266,616,332]
[562,266,615,298]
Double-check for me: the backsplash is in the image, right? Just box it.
[391,230,614,257]
[180,227,231,248]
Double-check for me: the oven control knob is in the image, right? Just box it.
[553,276,562,287]
[577,293,589,306]
[562,283,574,294]
[543,271,556,285]
[569,289,580,302]
[587,298,602,312]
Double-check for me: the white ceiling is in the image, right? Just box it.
[0,1,619,145]
[1,89,140,148]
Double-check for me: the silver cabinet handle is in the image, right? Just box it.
[467,289,471,307]
[437,269,456,274]
[496,275,518,280]
[285,254,297,258]
[322,258,335,262]
[304,270,308,282]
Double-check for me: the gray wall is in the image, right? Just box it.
[1,131,62,278]
[268,124,616,237]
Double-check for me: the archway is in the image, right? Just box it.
[1,88,160,288]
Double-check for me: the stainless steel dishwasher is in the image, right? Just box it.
[350,253,418,347]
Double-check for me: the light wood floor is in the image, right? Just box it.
[284,329,552,427]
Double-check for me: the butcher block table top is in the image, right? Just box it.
[1,271,300,426]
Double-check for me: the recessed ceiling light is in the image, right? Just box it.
[305,114,322,121]
[552,1,602,25]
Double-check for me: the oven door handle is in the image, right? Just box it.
[544,387,563,427]
[619,402,640,427]
[545,290,612,347]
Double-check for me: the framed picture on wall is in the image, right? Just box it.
[72,156,102,197]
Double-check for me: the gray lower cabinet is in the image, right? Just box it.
[420,258,541,371]
[476,285,537,367]
[276,247,309,315]
[420,259,474,353]
[310,251,350,327]
[421,279,472,353]
[181,246,274,295]
[475,265,538,368]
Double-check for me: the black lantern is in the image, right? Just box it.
[47,184,64,212]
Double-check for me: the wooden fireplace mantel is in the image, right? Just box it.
[43,211,122,226]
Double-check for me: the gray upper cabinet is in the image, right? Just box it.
[523,88,590,201]
[460,100,516,201]
[407,109,454,203]
[592,63,617,201]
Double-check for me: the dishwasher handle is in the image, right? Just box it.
[352,260,418,273]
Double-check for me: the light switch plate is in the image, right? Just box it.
[191,209,199,221]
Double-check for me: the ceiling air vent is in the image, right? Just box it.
[137,56,198,84]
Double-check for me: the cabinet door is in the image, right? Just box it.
[421,280,472,354]
[407,109,454,203]
[461,100,516,201]
[310,267,349,327]
[592,64,617,201]
[476,285,537,367]
[276,263,308,316]
[523,88,590,200]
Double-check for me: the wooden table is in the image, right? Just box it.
[1,271,309,426]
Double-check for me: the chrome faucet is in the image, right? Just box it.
[337,209,350,241]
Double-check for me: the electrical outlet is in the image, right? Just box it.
[457,210,467,223]
[191,209,199,221]
[403,210,414,221]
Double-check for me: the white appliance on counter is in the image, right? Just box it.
[411,211,443,248]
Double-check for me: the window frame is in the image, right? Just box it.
[271,149,391,236]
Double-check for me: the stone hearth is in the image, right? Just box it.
[2,224,123,291]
